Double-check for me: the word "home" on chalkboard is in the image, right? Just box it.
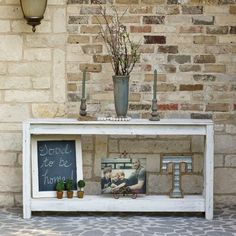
[37,140,77,191]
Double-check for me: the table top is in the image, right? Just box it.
[25,118,213,126]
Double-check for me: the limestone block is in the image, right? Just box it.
[191,136,204,152]
[0,104,30,122]
[214,124,225,132]
[166,15,191,24]
[119,139,190,153]
[83,166,92,179]
[94,136,108,177]
[215,135,236,154]
[32,77,50,89]
[53,49,66,102]
[0,64,7,77]
[0,6,23,19]
[84,181,100,195]
[108,139,119,153]
[204,5,228,14]
[226,125,236,134]
[25,35,66,48]
[129,153,160,173]
[82,152,93,166]
[11,20,51,33]
[225,155,236,167]
[0,166,22,191]
[215,195,236,205]
[215,16,236,25]
[219,36,236,44]
[193,154,203,173]
[32,103,66,118]
[0,35,22,61]
[82,136,94,151]
[215,168,236,194]
[17,153,22,166]
[24,48,51,61]
[148,174,172,194]
[0,152,17,166]
[0,20,10,32]
[48,0,66,5]
[167,35,192,44]
[182,175,203,194]
[53,8,66,33]
[0,193,14,207]
[214,154,224,167]
[5,90,50,103]
[0,123,22,131]
[8,62,51,77]
[0,133,21,151]
[0,76,31,90]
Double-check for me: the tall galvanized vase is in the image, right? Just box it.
[113,75,130,117]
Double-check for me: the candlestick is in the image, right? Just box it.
[149,69,160,121]
[153,69,157,100]
[82,69,86,99]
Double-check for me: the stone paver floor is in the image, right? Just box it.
[0,204,235,236]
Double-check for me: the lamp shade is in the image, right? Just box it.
[20,0,47,32]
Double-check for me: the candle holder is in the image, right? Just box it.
[79,98,87,116]
[149,99,160,121]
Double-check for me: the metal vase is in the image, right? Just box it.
[113,75,130,117]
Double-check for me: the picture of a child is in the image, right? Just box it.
[101,167,112,193]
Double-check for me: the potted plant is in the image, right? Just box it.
[77,180,86,198]
[65,179,74,199]
[55,180,65,199]
[96,6,140,117]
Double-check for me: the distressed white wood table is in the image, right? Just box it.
[23,119,214,219]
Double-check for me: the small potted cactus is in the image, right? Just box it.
[65,178,74,199]
[55,180,65,199]
[77,180,85,198]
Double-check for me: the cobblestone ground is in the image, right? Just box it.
[0,204,235,236]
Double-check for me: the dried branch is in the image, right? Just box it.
[95,5,141,76]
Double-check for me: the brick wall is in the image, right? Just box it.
[0,0,235,206]
[67,0,236,203]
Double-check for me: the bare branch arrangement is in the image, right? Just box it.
[96,5,140,76]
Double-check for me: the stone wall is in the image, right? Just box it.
[0,0,235,206]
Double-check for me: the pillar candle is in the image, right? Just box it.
[153,69,157,100]
[82,69,86,99]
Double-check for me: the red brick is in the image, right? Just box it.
[130,26,152,33]
[229,5,236,14]
[234,104,236,110]
[158,103,178,110]
[144,36,166,44]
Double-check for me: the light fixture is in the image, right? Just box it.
[20,0,47,32]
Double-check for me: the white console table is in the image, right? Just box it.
[23,119,214,219]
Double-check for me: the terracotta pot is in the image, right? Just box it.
[77,191,84,198]
[67,191,73,198]
[57,191,63,199]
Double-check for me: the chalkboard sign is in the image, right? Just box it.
[32,137,83,197]
[38,140,77,191]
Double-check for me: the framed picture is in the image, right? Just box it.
[32,135,83,198]
[101,158,146,195]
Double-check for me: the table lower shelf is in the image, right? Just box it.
[31,195,205,212]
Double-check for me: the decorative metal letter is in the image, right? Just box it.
[162,156,192,198]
